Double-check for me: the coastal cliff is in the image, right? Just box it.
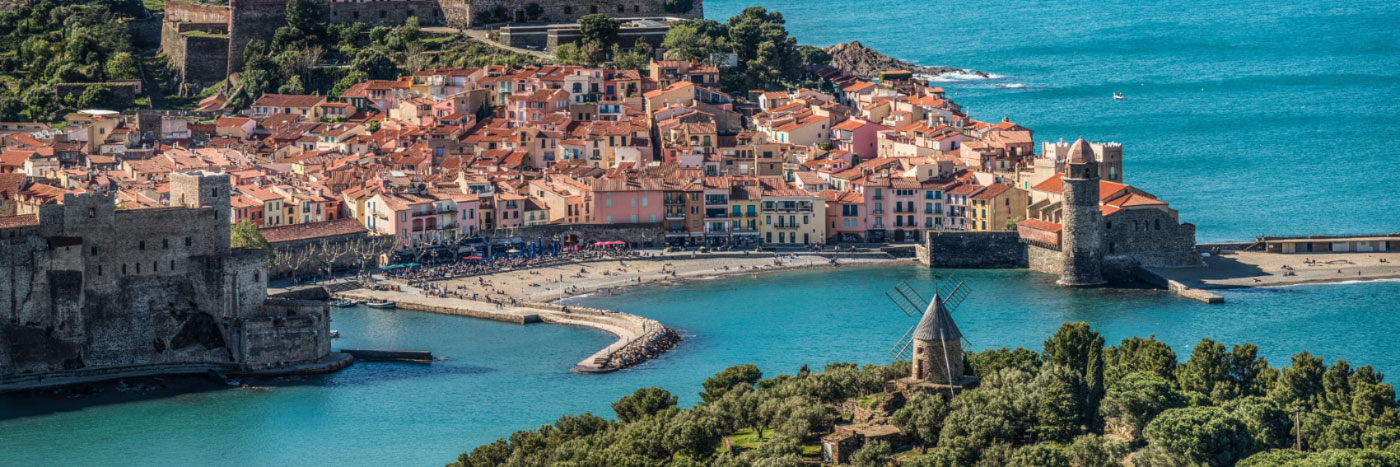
[823,40,986,79]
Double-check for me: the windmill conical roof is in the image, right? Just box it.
[912,293,961,341]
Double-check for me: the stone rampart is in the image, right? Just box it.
[459,0,701,27]
[244,299,332,369]
[165,0,232,23]
[921,231,1027,268]
[227,0,286,74]
[161,21,231,88]
[323,0,446,27]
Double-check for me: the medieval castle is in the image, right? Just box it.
[160,0,704,86]
[0,172,332,390]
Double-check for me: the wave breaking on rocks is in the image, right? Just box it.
[823,41,992,80]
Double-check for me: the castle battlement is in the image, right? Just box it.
[0,179,330,389]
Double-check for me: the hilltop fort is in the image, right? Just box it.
[160,0,704,86]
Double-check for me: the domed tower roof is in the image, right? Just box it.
[1067,138,1095,164]
[912,294,962,341]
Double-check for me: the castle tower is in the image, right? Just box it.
[911,294,964,384]
[170,171,232,255]
[1058,139,1105,287]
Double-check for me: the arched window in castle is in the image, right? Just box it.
[564,6,572,14]
[122,264,126,275]
[1155,219,1161,230]
[91,246,98,256]
[353,10,359,19]
[185,237,192,247]
[1109,242,1116,254]
[379,10,386,18]
[634,5,639,12]
[616,5,623,13]
[163,239,169,249]
[88,208,95,218]
[139,240,145,250]
[170,260,175,270]
[153,261,158,272]
[1105,221,1112,230]
[590,5,597,13]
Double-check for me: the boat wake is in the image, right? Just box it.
[995,83,1028,89]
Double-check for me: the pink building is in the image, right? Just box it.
[590,178,666,225]
[857,178,924,242]
[495,192,525,229]
[821,190,864,242]
[831,118,889,161]
[365,192,437,248]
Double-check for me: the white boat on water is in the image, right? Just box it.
[330,330,340,339]
[1113,92,1125,100]
[328,299,355,308]
[365,301,397,309]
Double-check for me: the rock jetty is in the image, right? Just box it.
[823,41,987,79]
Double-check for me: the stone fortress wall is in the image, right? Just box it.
[160,0,702,87]
[0,172,330,388]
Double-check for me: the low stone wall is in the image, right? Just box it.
[922,231,1027,268]
[1028,243,1062,276]
[54,81,142,108]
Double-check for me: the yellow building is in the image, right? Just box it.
[968,184,1029,232]
[761,189,826,245]
[729,185,762,246]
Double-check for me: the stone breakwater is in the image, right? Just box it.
[332,287,677,373]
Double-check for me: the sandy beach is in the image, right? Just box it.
[1151,250,1400,289]
[429,251,906,303]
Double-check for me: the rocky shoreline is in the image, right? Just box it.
[823,40,989,79]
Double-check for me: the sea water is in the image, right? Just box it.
[4,266,1400,466]
[707,0,1400,242]
[4,0,1400,465]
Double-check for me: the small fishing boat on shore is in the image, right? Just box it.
[365,301,397,309]
[328,299,355,308]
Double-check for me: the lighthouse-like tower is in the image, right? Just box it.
[1058,139,1106,287]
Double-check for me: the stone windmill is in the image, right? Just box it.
[887,279,976,397]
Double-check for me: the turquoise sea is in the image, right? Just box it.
[3,1,1399,465]
[708,0,1400,242]
[3,267,1400,466]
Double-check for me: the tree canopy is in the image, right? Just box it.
[451,322,1400,466]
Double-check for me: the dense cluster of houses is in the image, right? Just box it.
[0,58,1187,251]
